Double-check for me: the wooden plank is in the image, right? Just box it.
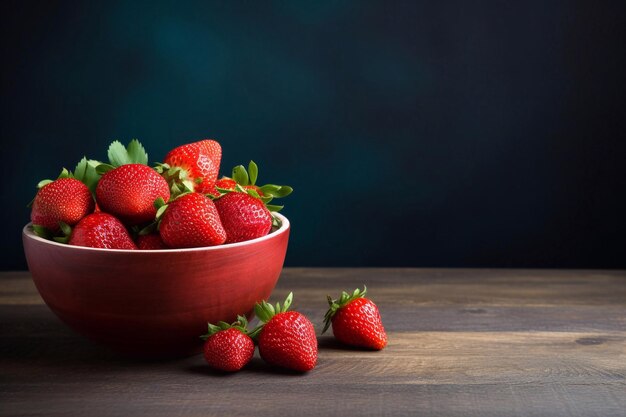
[1,269,625,417]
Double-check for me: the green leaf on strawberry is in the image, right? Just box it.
[265,204,284,212]
[232,165,249,186]
[126,139,149,165]
[107,139,149,167]
[155,163,197,196]
[73,157,102,193]
[32,224,52,239]
[52,221,73,244]
[200,315,250,341]
[37,179,53,189]
[248,160,258,185]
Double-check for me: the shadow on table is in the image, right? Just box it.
[0,305,185,367]
[186,356,308,377]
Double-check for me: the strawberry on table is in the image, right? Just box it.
[200,316,255,372]
[69,212,137,249]
[158,192,226,248]
[322,287,387,350]
[158,139,222,195]
[30,177,94,234]
[251,292,318,372]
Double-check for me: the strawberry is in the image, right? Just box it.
[322,287,387,350]
[251,293,317,372]
[200,316,255,372]
[69,212,137,249]
[159,139,222,195]
[136,233,167,250]
[215,177,237,190]
[212,161,293,243]
[30,178,94,234]
[96,164,170,226]
[214,192,273,243]
[158,192,226,248]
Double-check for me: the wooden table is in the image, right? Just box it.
[1,269,625,416]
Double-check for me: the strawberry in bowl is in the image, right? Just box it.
[22,139,292,357]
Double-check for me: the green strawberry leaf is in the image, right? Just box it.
[246,188,261,200]
[138,222,157,236]
[153,197,167,209]
[73,157,102,193]
[259,184,281,195]
[259,184,293,198]
[216,187,234,194]
[95,163,115,175]
[181,179,196,192]
[154,162,169,174]
[248,160,258,185]
[58,168,72,179]
[58,221,72,237]
[126,139,149,165]
[108,139,149,167]
[108,140,130,166]
[266,204,284,212]
[32,225,51,239]
[37,179,53,189]
[271,214,282,229]
[232,165,249,186]
[155,204,168,220]
[273,185,293,198]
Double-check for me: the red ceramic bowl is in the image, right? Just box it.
[22,214,289,357]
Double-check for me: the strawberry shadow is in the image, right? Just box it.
[185,356,309,377]
[317,335,378,352]
[185,364,242,377]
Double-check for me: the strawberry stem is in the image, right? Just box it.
[249,292,294,340]
[200,315,250,340]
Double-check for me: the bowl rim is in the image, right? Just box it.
[23,212,289,253]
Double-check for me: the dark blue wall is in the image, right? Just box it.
[2,1,625,269]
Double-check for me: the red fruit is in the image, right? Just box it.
[136,233,167,250]
[30,178,94,233]
[96,164,170,225]
[214,192,272,243]
[163,139,222,194]
[69,212,137,249]
[323,287,387,350]
[201,316,255,372]
[253,293,317,372]
[215,177,237,190]
[159,192,226,248]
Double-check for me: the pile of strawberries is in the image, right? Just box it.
[29,139,292,249]
[202,287,387,372]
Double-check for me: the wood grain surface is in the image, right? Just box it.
[1,268,625,417]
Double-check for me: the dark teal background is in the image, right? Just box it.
[2,1,625,269]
